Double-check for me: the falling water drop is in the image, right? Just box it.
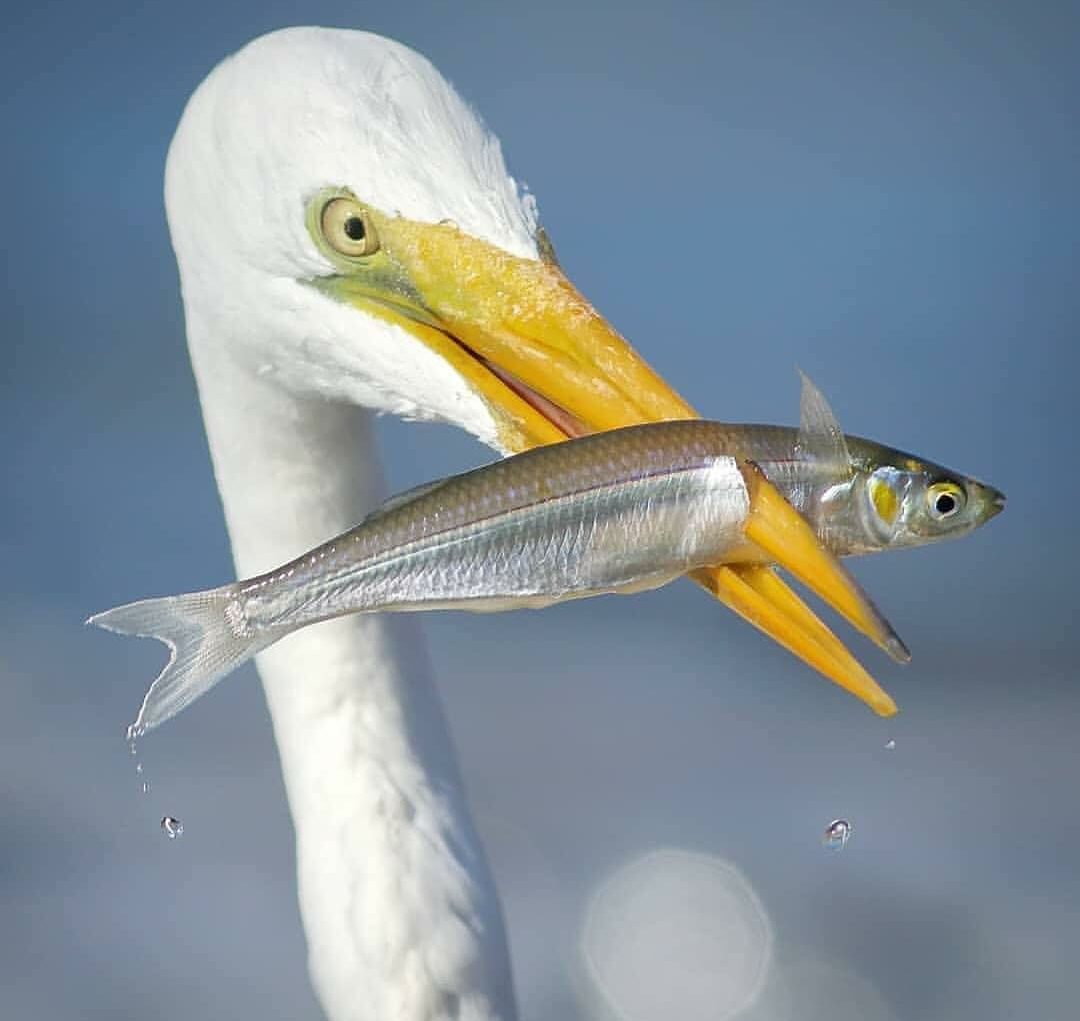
[822,819,851,851]
[161,816,184,840]
[126,734,151,793]
[885,738,896,751]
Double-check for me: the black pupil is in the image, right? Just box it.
[344,216,366,241]
[936,493,956,515]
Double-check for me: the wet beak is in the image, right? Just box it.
[312,209,901,715]
[708,464,907,716]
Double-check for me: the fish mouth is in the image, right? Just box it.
[984,486,1006,522]
[971,482,1006,524]
[307,195,905,716]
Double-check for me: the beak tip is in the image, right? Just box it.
[886,634,913,665]
[873,693,900,717]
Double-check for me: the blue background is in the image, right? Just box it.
[2,1,1077,1018]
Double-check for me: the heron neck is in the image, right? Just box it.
[186,331,516,1021]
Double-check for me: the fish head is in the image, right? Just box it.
[856,445,1005,550]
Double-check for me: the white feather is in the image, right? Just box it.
[163,27,543,1020]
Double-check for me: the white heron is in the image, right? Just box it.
[159,25,890,1021]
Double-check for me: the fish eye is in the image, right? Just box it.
[927,482,965,520]
[321,197,379,258]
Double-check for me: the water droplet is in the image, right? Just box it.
[141,780,151,794]
[822,819,851,851]
[885,738,896,751]
[135,763,143,774]
[161,816,183,840]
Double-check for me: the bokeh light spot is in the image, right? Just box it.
[580,848,773,1021]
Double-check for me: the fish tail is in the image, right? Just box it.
[87,584,275,736]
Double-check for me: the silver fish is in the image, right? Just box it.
[90,376,1002,732]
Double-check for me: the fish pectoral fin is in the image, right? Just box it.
[691,563,898,717]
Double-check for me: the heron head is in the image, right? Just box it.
[164,27,694,452]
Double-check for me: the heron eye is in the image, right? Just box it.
[321,197,379,257]
[927,482,964,520]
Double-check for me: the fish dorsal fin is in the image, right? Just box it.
[796,370,854,480]
[365,476,454,521]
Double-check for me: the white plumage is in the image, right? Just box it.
[165,27,537,1021]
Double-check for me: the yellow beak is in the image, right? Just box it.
[308,202,900,716]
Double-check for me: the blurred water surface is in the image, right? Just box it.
[2,2,1077,1018]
